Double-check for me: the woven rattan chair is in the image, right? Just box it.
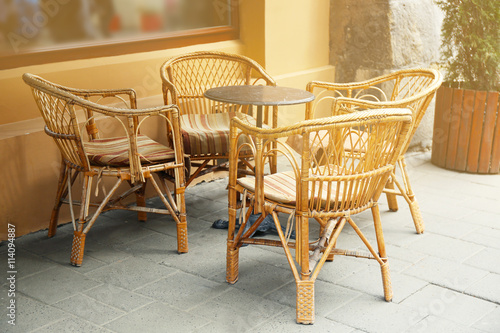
[306,69,442,233]
[160,51,278,186]
[227,109,413,324]
[23,73,188,266]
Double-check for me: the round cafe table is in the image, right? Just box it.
[204,85,315,127]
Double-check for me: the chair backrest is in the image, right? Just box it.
[301,110,411,215]
[23,73,91,171]
[23,73,184,183]
[306,68,442,154]
[230,109,413,217]
[160,51,277,125]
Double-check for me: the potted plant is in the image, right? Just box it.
[431,0,500,173]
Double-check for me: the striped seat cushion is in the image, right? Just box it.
[237,167,343,205]
[85,134,175,166]
[180,112,261,156]
[238,171,298,204]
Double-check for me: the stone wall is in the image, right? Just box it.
[330,0,443,150]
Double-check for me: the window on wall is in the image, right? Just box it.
[0,0,238,69]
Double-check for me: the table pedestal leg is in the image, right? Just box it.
[256,105,263,128]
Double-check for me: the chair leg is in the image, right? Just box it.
[371,204,393,302]
[380,262,393,302]
[151,173,189,254]
[398,157,425,234]
[316,218,335,262]
[48,161,70,237]
[324,219,342,262]
[175,177,188,253]
[409,200,425,234]
[135,181,147,222]
[226,183,239,284]
[326,240,337,262]
[70,174,93,266]
[226,242,239,284]
[296,280,315,324]
[176,216,188,254]
[70,230,86,267]
[385,175,399,212]
[186,159,210,187]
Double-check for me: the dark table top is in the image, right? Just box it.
[204,85,315,106]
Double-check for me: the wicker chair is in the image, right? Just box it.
[23,73,188,266]
[306,69,442,233]
[227,109,413,324]
[160,51,278,186]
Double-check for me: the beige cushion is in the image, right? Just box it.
[237,166,343,206]
[180,112,262,156]
[85,134,175,166]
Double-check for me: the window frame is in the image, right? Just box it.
[0,1,239,70]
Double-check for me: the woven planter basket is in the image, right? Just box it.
[432,85,500,174]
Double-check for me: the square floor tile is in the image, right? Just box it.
[17,266,101,304]
[406,315,484,333]
[32,317,113,333]
[87,256,177,291]
[401,284,496,326]
[135,271,227,310]
[86,283,153,312]
[402,256,489,292]
[53,293,125,325]
[472,306,500,333]
[190,288,289,331]
[465,273,500,304]
[105,302,208,333]
[3,294,68,333]
[326,294,426,333]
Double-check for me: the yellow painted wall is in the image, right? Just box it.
[0,41,244,125]
[239,0,266,66]
[0,1,333,240]
[263,0,332,126]
[265,0,330,76]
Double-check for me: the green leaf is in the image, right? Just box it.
[437,0,500,90]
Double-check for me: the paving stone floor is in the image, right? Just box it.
[1,152,500,332]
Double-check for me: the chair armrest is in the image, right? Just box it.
[306,78,392,120]
[306,69,433,93]
[307,77,386,95]
[48,80,138,109]
[159,72,177,106]
[307,93,408,119]
[68,87,136,98]
[73,89,137,109]
[333,96,407,113]
[48,83,173,117]
[231,108,411,142]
